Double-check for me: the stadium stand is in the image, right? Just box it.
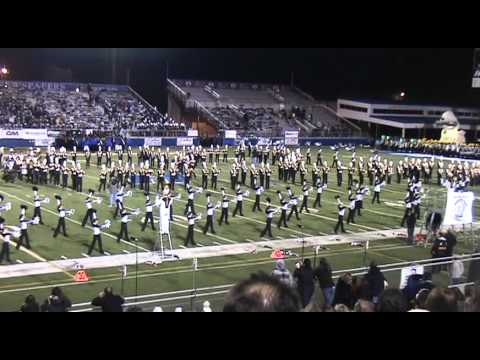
[0,81,186,135]
[170,79,361,137]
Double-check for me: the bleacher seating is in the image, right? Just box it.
[172,79,361,137]
[0,81,185,133]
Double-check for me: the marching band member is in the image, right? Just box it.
[265,163,272,190]
[313,179,326,209]
[252,184,264,213]
[114,187,131,219]
[232,185,248,218]
[371,176,385,205]
[201,162,209,189]
[184,184,202,216]
[287,187,300,222]
[218,189,230,226]
[0,226,13,265]
[98,165,107,192]
[88,218,111,256]
[82,189,100,227]
[203,193,220,235]
[32,187,48,225]
[185,211,201,247]
[117,208,140,243]
[355,185,369,217]
[53,195,72,238]
[277,191,289,229]
[17,205,38,250]
[346,192,357,225]
[260,197,278,238]
[142,194,157,232]
[211,163,220,190]
[334,196,347,235]
[299,181,312,214]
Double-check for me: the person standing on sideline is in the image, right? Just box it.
[314,258,335,307]
[293,259,315,309]
[272,259,294,287]
[91,287,125,312]
[449,256,465,285]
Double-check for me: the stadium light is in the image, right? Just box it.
[1,67,8,75]
[400,92,406,98]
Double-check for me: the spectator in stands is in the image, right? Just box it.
[271,259,294,287]
[408,288,430,312]
[313,258,335,306]
[425,288,458,313]
[293,259,315,309]
[364,261,386,304]
[464,285,480,312]
[333,273,356,309]
[376,289,408,313]
[449,256,465,285]
[334,304,351,313]
[91,287,125,312]
[20,295,40,313]
[353,300,376,313]
[41,287,72,312]
[467,253,480,283]
[223,273,301,312]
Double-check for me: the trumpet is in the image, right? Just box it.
[102,220,112,229]
[41,197,50,204]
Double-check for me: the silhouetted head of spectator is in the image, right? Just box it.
[223,273,301,313]
[377,289,408,313]
[354,300,375,313]
[425,288,458,312]
[415,289,431,310]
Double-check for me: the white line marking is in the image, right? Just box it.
[122,250,131,254]
[60,256,68,260]
[104,251,111,256]
[81,253,90,258]
[16,260,24,264]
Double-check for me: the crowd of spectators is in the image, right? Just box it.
[0,82,185,133]
[19,252,480,312]
[379,138,480,160]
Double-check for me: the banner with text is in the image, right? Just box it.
[0,129,49,140]
[188,129,199,137]
[444,190,475,226]
[144,138,163,147]
[177,137,194,146]
[284,131,299,146]
[225,130,237,139]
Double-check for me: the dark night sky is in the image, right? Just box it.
[0,48,477,110]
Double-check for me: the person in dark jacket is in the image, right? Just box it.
[293,259,315,308]
[377,289,408,312]
[313,258,335,306]
[20,295,40,313]
[364,262,386,304]
[91,287,125,312]
[41,287,72,312]
[467,252,480,283]
[333,273,355,309]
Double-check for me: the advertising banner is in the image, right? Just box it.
[144,138,163,147]
[177,137,194,146]
[0,129,48,140]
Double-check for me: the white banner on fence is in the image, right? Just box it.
[443,190,475,226]
[177,137,194,146]
[400,265,425,290]
[0,129,48,140]
[188,129,199,137]
[225,130,237,139]
[284,131,299,146]
[144,138,163,147]
[34,138,55,147]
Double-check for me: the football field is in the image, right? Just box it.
[0,147,478,311]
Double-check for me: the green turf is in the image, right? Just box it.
[0,146,478,311]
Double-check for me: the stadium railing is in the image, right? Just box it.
[69,253,480,312]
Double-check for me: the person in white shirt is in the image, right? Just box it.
[203,194,220,235]
[232,186,248,217]
[218,189,230,226]
[299,181,312,214]
[252,185,264,213]
[334,196,347,234]
[88,219,110,255]
[449,257,465,285]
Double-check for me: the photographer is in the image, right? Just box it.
[91,287,125,312]
[41,287,72,312]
